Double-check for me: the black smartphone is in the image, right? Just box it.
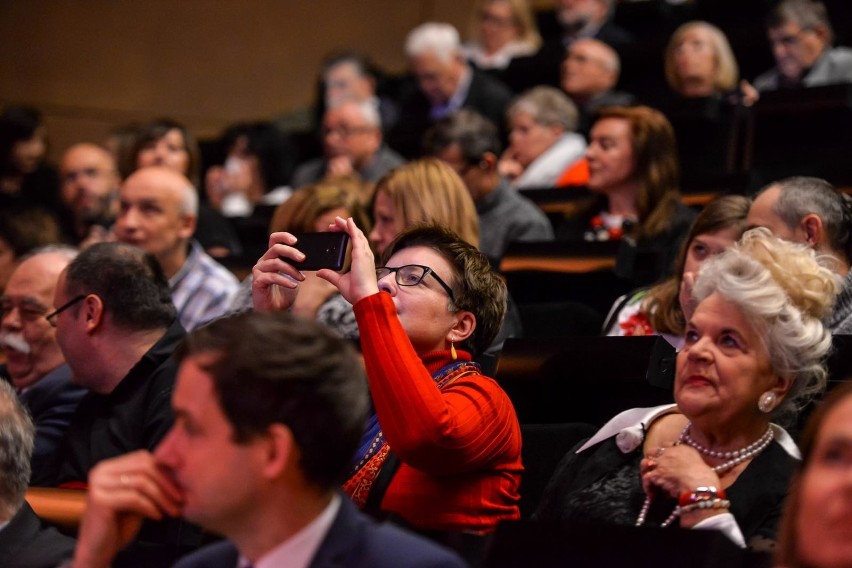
[283,232,349,271]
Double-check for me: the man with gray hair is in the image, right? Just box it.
[746,176,852,333]
[753,0,852,91]
[389,22,513,159]
[561,38,634,134]
[0,246,86,485]
[500,86,587,189]
[0,380,76,566]
[291,99,404,187]
[115,166,238,330]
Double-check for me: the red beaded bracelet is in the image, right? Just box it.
[679,486,728,507]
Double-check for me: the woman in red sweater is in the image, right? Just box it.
[251,218,522,537]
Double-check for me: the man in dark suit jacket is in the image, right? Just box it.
[70,312,465,568]
[0,247,86,485]
[0,380,76,568]
[388,22,513,159]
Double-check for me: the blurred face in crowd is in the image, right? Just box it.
[795,394,852,567]
[562,39,617,100]
[682,226,742,278]
[410,50,465,106]
[585,117,636,192]
[435,143,493,202]
[11,126,47,175]
[0,238,15,292]
[324,62,376,108]
[671,26,717,93]
[322,102,381,168]
[114,167,195,266]
[478,0,520,54]
[509,111,562,168]
[768,20,828,83]
[60,144,119,224]
[556,0,607,30]
[0,253,68,389]
[369,190,403,256]
[136,128,191,177]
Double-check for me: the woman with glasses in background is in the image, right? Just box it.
[251,219,522,561]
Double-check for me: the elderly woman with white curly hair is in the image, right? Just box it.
[535,228,839,550]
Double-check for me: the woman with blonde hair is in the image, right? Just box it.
[664,21,743,100]
[369,158,479,255]
[462,0,541,70]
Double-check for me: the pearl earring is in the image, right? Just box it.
[758,391,777,414]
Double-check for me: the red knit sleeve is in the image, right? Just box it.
[353,292,521,475]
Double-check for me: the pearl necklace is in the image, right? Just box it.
[635,423,775,527]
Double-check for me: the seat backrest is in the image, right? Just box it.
[518,423,597,520]
[495,336,675,425]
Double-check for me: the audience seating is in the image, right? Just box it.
[499,240,631,318]
[484,518,767,568]
[25,487,86,533]
[518,423,597,520]
[494,335,675,425]
[745,83,852,191]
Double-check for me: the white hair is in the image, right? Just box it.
[179,181,199,217]
[692,228,839,421]
[405,22,461,63]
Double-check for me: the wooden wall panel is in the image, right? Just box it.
[0,0,479,159]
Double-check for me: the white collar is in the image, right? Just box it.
[237,494,341,568]
[577,404,801,460]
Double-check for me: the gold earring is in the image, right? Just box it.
[450,337,458,360]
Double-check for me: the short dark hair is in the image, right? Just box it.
[382,225,507,356]
[0,380,34,519]
[175,311,370,489]
[64,242,176,330]
[422,109,502,162]
[321,50,380,80]
[0,207,62,258]
[0,106,43,175]
[133,118,201,186]
[221,121,293,191]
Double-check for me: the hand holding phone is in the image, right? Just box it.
[281,232,350,271]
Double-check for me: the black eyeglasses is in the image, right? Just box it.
[375,265,455,301]
[45,295,86,327]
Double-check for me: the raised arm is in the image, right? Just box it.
[251,231,308,312]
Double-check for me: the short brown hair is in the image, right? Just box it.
[176,311,370,489]
[382,225,506,356]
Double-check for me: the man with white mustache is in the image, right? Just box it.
[0,247,85,485]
